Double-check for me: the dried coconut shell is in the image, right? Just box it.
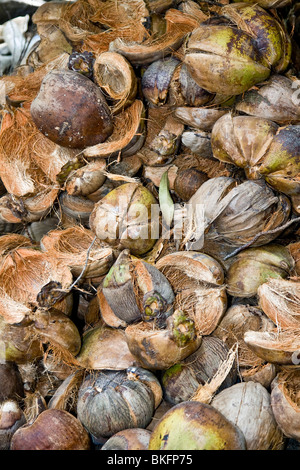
[257,278,300,329]
[271,370,300,440]
[93,52,138,114]
[84,100,145,159]
[0,247,73,324]
[244,328,300,365]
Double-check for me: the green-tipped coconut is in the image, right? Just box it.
[184,24,270,96]
[148,401,246,450]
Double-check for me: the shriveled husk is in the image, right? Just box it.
[211,381,284,450]
[156,251,227,335]
[226,244,294,298]
[93,52,138,114]
[185,177,291,252]
[211,114,300,196]
[28,28,72,68]
[84,100,145,159]
[89,183,158,256]
[271,370,300,440]
[124,312,202,370]
[213,304,275,369]
[244,327,300,365]
[235,75,300,124]
[221,3,291,73]
[29,2,72,66]
[257,278,300,329]
[181,129,213,158]
[41,226,114,279]
[162,336,237,405]
[102,250,174,325]
[109,9,200,65]
[0,247,73,324]
[76,323,137,370]
[149,114,184,157]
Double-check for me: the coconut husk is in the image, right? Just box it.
[191,343,238,404]
[108,9,200,65]
[241,362,276,389]
[0,107,63,206]
[0,234,32,262]
[76,324,138,370]
[47,370,85,413]
[156,252,227,335]
[58,0,104,44]
[212,304,275,369]
[23,392,47,424]
[244,327,300,365]
[81,0,149,53]
[93,52,138,114]
[0,247,73,324]
[84,100,145,159]
[41,226,114,278]
[258,278,300,329]
[271,370,300,440]
[2,53,70,105]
